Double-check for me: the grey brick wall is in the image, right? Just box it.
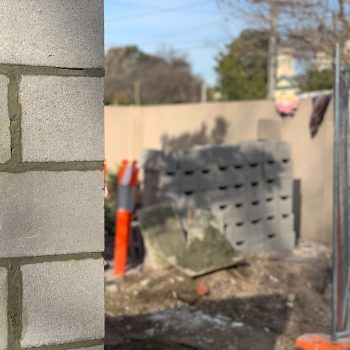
[0,268,7,350]
[0,1,104,349]
[0,75,10,164]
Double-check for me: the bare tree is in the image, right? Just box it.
[218,0,350,65]
[104,46,202,105]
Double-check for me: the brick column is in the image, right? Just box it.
[0,1,104,350]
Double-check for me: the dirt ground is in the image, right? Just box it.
[105,241,332,350]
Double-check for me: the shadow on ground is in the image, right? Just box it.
[105,293,290,350]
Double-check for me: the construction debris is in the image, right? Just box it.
[138,204,243,277]
[105,241,331,350]
[137,203,186,269]
[169,209,243,277]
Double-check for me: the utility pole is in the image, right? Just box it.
[134,81,141,105]
[267,0,278,99]
[200,82,207,103]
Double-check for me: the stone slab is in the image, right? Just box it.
[137,203,186,269]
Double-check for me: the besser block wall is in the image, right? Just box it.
[142,140,295,254]
[0,1,104,350]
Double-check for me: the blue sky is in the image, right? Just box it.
[104,0,246,85]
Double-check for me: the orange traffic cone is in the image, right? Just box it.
[113,160,138,277]
[296,334,350,350]
[114,210,132,276]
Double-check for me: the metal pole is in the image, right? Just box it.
[201,83,207,103]
[332,42,341,342]
[340,73,349,332]
[267,0,277,99]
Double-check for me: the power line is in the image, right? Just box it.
[106,0,211,22]
[123,20,223,46]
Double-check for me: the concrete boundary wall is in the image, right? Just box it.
[105,99,333,244]
[0,1,104,350]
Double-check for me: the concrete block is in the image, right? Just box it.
[210,188,233,212]
[232,147,245,168]
[232,239,250,252]
[279,196,293,216]
[159,171,181,193]
[200,190,218,206]
[261,140,278,162]
[232,167,245,185]
[142,170,160,206]
[196,147,214,170]
[21,259,104,348]
[179,171,199,192]
[226,221,250,252]
[194,191,211,210]
[249,239,266,254]
[0,75,10,164]
[264,214,295,252]
[239,141,262,164]
[0,0,103,68]
[263,217,281,237]
[262,180,278,199]
[198,168,218,191]
[232,183,246,204]
[246,163,262,182]
[20,76,104,162]
[265,232,295,252]
[0,171,104,258]
[263,198,278,218]
[0,268,7,350]
[280,213,294,232]
[141,150,160,170]
[247,182,263,201]
[217,167,233,187]
[141,150,177,172]
[262,161,278,181]
[262,179,280,199]
[278,178,293,197]
[247,220,264,241]
[212,145,234,167]
[279,159,293,178]
[231,202,247,223]
[144,170,160,191]
[248,200,264,222]
[177,149,202,171]
[213,204,231,223]
[232,221,266,254]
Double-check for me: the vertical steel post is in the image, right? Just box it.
[340,69,350,332]
[332,42,340,342]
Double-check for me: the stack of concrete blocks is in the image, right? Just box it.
[0,1,104,350]
[142,140,295,253]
